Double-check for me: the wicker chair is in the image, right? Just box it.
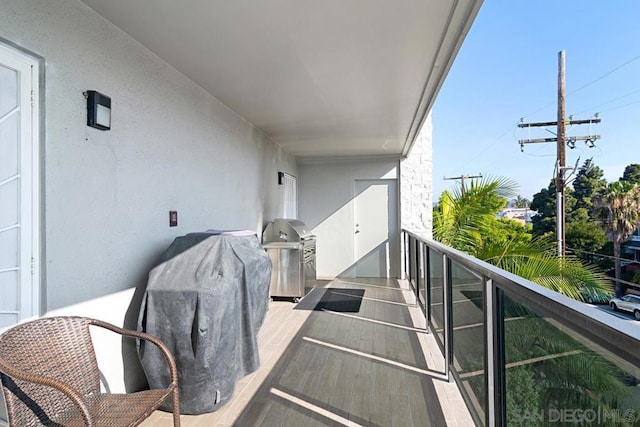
[0,316,180,426]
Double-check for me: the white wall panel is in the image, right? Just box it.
[0,0,296,310]
[298,158,399,279]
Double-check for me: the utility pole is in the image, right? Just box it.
[557,51,566,258]
[518,50,601,257]
[444,174,483,195]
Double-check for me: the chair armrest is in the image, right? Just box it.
[0,358,94,426]
[88,319,179,389]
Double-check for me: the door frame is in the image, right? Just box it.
[0,42,41,326]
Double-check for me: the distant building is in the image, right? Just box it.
[497,207,537,224]
[624,227,640,262]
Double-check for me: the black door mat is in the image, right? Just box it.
[294,288,365,312]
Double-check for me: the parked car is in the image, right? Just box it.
[610,295,640,320]
[580,287,612,304]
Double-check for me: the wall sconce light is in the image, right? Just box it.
[84,90,111,130]
[278,171,284,185]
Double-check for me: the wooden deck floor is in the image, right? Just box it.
[141,278,473,426]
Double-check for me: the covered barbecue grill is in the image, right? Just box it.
[138,232,271,414]
[262,219,316,300]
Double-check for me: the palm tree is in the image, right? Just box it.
[434,176,610,299]
[434,176,518,255]
[514,195,530,208]
[434,177,626,419]
[593,181,640,297]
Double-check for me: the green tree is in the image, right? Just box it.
[435,178,625,422]
[433,176,514,255]
[531,164,607,257]
[434,177,609,300]
[530,180,557,236]
[572,158,607,215]
[513,195,530,208]
[504,304,631,424]
[593,181,640,296]
[620,163,640,185]
[530,180,578,237]
[565,220,607,255]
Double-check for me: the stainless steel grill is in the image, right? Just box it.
[262,219,316,300]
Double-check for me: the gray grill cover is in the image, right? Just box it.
[137,233,271,414]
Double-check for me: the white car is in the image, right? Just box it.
[610,295,640,320]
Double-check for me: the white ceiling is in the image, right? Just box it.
[80,0,482,159]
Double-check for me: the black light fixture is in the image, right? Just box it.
[278,171,284,185]
[85,90,111,130]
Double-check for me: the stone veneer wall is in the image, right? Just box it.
[401,113,433,239]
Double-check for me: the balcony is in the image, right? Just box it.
[404,231,640,426]
[140,279,472,426]
[2,2,639,425]
[134,231,640,426]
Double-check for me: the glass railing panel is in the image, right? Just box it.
[503,291,640,426]
[450,259,486,425]
[410,237,418,290]
[429,247,444,349]
[405,235,413,284]
[417,243,426,308]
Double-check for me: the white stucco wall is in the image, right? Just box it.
[1,0,295,310]
[0,0,295,399]
[401,113,433,239]
[298,158,400,279]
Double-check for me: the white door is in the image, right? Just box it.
[282,172,297,219]
[353,179,398,278]
[0,44,40,329]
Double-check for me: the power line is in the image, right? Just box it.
[567,247,640,265]
[572,87,640,116]
[463,123,555,181]
[448,123,521,177]
[476,123,519,155]
[520,53,640,120]
[599,100,640,114]
[465,56,640,170]
[467,56,639,193]
[457,122,519,166]
[566,54,640,97]
[522,152,556,158]
[521,101,556,120]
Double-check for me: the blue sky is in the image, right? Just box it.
[432,1,640,201]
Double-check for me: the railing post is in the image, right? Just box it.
[405,232,410,281]
[496,288,505,426]
[406,234,413,286]
[402,231,407,280]
[424,246,431,332]
[443,253,453,382]
[409,236,415,286]
[485,278,505,427]
[485,278,495,427]
[415,240,421,306]
[413,237,418,292]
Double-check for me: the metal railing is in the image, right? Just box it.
[402,229,640,426]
